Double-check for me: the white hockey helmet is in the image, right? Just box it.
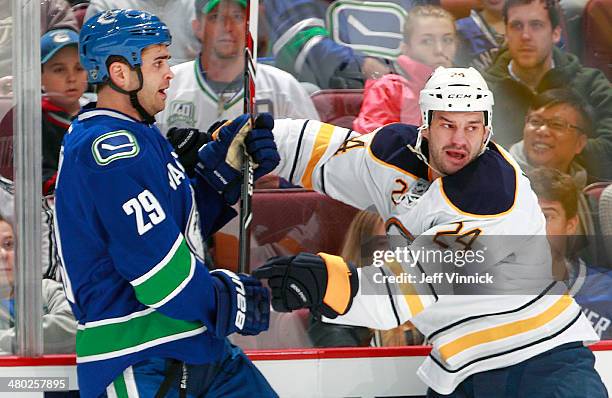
[419,66,494,129]
[408,67,495,174]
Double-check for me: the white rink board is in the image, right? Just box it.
[254,348,612,397]
[0,345,609,397]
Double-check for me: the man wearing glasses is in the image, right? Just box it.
[510,88,597,258]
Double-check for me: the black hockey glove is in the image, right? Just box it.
[253,252,359,319]
[211,269,270,337]
[166,127,211,177]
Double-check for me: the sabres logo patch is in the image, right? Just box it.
[92,130,139,166]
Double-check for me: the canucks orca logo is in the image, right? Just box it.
[92,130,140,166]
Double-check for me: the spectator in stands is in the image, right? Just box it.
[529,167,612,340]
[455,0,506,71]
[0,0,78,91]
[308,210,423,347]
[157,0,319,136]
[510,88,596,257]
[308,210,380,347]
[483,0,612,181]
[264,0,400,89]
[85,0,200,66]
[0,215,77,355]
[353,5,456,133]
[40,29,88,192]
[0,29,89,192]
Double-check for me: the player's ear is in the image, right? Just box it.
[421,126,430,140]
[192,18,203,42]
[107,61,131,91]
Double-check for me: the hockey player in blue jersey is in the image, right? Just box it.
[54,9,279,397]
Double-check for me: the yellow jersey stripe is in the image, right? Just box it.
[386,259,424,317]
[439,295,574,361]
[301,123,335,189]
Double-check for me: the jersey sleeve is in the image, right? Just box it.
[76,136,220,329]
[272,119,414,218]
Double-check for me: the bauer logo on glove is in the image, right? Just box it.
[253,252,359,319]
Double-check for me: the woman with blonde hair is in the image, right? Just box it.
[308,210,423,347]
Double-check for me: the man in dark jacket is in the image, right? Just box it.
[483,0,612,180]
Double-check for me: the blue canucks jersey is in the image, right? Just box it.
[265,0,432,88]
[569,260,612,340]
[54,108,233,397]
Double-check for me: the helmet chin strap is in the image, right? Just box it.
[479,127,493,156]
[109,66,156,124]
[406,124,446,178]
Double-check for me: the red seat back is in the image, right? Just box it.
[310,89,364,129]
[212,189,360,272]
[440,0,481,19]
[0,98,13,181]
[582,0,612,80]
[584,181,612,201]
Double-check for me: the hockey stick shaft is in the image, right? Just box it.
[238,0,258,274]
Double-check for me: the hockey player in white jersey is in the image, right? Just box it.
[156,0,319,136]
[252,67,608,397]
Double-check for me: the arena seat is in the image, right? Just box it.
[72,3,89,29]
[584,182,611,202]
[582,0,612,79]
[0,96,13,181]
[212,189,360,272]
[599,184,612,265]
[583,182,612,267]
[440,0,481,19]
[310,89,364,129]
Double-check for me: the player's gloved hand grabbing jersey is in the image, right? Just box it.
[168,113,280,205]
[210,269,271,336]
[166,127,211,177]
[253,253,359,319]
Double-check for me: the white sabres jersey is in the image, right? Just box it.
[271,119,599,394]
[156,59,320,135]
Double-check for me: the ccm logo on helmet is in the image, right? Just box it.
[448,94,472,98]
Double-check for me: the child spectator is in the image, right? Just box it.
[40,28,88,192]
[0,0,79,88]
[0,28,88,191]
[0,214,77,355]
[352,5,457,133]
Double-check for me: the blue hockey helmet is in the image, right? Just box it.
[79,9,172,84]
